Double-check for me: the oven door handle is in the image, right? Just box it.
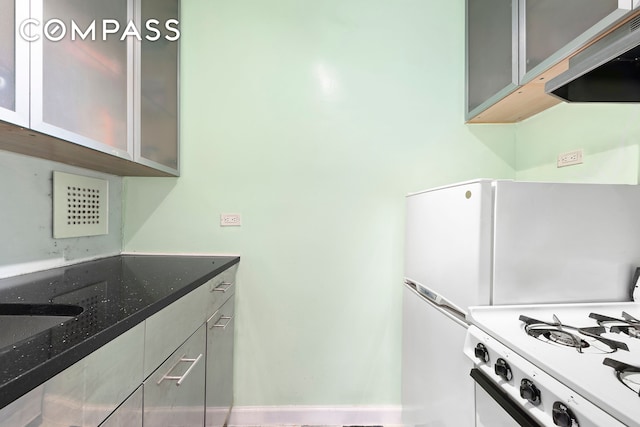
[470,369,542,427]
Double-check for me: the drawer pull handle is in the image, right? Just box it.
[157,353,203,386]
[211,315,233,329]
[212,282,233,293]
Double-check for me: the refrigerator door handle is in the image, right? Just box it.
[404,279,468,326]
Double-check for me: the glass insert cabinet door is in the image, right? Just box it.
[520,0,632,83]
[30,0,134,160]
[465,0,518,118]
[0,0,29,127]
[135,0,179,174]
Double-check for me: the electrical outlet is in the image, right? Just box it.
[220,213,242,227]
[557,149,584,168]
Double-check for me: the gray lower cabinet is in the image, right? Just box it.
[99,387,143,427]
[0,322,144,427]
[144,324,206,427]
[205,296,235,427]
[0,264,237,427]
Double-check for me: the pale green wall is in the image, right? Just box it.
[123,0,515,406]
[515,103,640,184]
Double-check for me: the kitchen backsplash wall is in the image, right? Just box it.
[0,150,122,279]
[515,103,640,183]
[123,0,516,409]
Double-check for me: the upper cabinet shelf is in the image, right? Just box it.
[0,0,179,177]
[466,0,639,124]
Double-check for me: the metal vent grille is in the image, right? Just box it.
[629,16,640,33]
[53,171,108,238]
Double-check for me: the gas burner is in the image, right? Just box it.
[519,314,629,354]
[603,358,640,397]
[544,330,589,349]
[590,311,640,339]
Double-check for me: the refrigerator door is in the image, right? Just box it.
[492,181,640,304]
[405,180,493,310]
[402,283,474,427]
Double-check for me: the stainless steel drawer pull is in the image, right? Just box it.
[211,315,233,329]
[157,353,203,386]
[211,282,233,293]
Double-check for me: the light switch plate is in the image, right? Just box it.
[53,171,109,238]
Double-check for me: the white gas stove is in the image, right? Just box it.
[464,302,640,427]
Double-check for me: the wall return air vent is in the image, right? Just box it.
[53,171,108,239]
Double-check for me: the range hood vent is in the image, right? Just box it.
[546,16,640,102]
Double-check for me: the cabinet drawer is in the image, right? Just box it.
[144,285,208,378]
[205,264,238,319]
[83,322,145,426]
[205,296,235,427]
[144,324,206,427]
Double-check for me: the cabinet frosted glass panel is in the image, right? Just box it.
[0,0,28,126]
[139,0,179,172]
[0,0,15,112]
[41,0,129,152]
[466,0,517,114]
[524,0,620,77]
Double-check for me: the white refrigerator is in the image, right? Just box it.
[401,179,640,427]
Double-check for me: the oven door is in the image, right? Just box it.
[471,369,542,427]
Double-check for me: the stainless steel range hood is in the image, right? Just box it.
[546,15,640,102]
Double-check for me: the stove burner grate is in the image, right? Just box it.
[603,358,640,397]
[519,315,628,354]
[590,311,640,339]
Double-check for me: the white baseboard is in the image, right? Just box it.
[227,405,402,426]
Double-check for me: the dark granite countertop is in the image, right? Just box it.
[0,254,240,409]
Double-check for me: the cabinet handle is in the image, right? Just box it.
[210,315,233,329]
[157,353,203,387]
[211,282,233,293]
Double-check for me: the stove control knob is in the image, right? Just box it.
[494,358,512,381]
[474,343,489,363]
[519,379,541,405]
[552,402,579,427]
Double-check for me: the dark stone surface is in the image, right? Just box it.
[0,254,239,409]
